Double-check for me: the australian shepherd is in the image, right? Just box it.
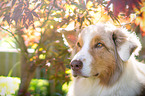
[62,23,145,96]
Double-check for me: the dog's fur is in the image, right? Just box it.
[63,23,145,96]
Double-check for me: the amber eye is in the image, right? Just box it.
[77,42,81,47]
[94,43,103,48]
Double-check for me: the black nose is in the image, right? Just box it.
[70,60,83,71]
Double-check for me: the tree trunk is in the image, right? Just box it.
[17,28,37,96]
[18,52,36,96]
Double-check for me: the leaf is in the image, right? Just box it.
[106,0,142,16]
[39,54,46,59]
[26,12,34,25]
[22,16,26,25]
[108,11,120,23]
[86,1,93,9]
[26,0,29,7]
[12,0,16,7]
[135,12,145,37]
[32,3,41,11]
[141,30,145,37]
[24,23,28,29]
[3,13,11,25]
[11,3,23,24]
[39,48,43,51]
[32,11,39,18]
[31,43,38,49]
[140,12,145,37]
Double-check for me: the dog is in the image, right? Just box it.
[62,23,145,96]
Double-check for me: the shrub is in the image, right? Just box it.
[0,76,49,96]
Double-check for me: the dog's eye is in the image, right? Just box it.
[94,43,103,48]
[77,42,81,47]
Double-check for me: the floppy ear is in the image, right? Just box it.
[112,28,141,62]
[60,29,78,49]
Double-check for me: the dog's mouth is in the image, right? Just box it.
[73,73,99,78]
[93,73,99,77]
[73,73,87,78]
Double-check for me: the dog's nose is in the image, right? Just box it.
[70,60,83,71]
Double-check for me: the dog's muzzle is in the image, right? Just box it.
[70,60,99,78]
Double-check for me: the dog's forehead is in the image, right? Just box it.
[79,24,111,42]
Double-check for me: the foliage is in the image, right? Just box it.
[0,76,20,96]
[0,76,69,96]
[106,0,142,16]
[0,0,145,95]
[28,79,49,96]
[0,0,72,86]
[105,0,145,36]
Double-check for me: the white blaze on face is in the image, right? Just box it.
[71,25,95,77]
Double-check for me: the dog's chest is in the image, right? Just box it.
[72,78,101,96]
[69,77,142,96]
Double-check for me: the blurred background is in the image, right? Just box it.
[0,0,145,96]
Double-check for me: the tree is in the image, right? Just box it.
[0,0,145,95]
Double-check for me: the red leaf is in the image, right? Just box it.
[135,12,145,37]
[32,3,41,11]
[27,12,33,22]
[106,0,142,16]
[24,23,28,29]
[3,13,11,25]
[32,11,39,18]
[141,31,145,37]
[12,0,16,7]
[11,3,23,24]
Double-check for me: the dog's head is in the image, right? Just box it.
[63,23,141,86]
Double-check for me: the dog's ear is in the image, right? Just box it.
[112,28,141,61]
[61,29,78,48]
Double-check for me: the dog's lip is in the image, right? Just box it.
[73,74,89,78]
[73,75,77,77]
[73,73,99,78]
[94,73,99,76]
[73,75,89,78]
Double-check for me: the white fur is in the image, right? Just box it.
[71,47,92,77]
[118,41,133,61]
[117,29,141,61]
[68,58,143,96]
[71,26,98,77]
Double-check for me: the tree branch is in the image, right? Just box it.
[0,25,21,46]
